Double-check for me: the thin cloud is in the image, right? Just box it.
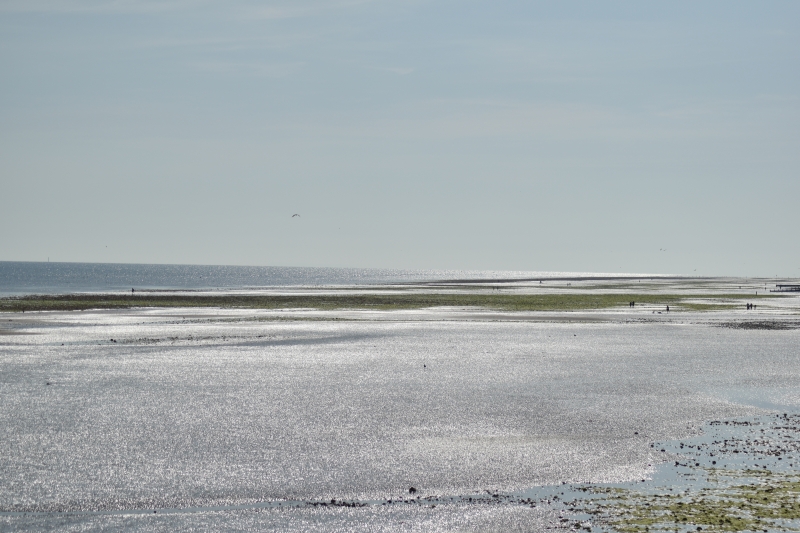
[240,0,376,20]
[133,33,317,51]
[0,0,209,13]
[0,0,380,17]
[192,60,305,78]
[284,97,761,144]
[373,66,414,75]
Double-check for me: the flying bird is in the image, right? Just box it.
[292,214,300,218]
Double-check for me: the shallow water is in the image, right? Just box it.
[1,304,799,531]
[0,261,645,296]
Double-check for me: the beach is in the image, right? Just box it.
[1,278,799,531]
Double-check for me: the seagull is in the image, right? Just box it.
[292,214,300,218]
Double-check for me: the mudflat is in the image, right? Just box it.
[1,279,799,531]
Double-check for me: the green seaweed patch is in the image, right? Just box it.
[675,303,739,312]
[578,469,800,532]
[0,292,782,313]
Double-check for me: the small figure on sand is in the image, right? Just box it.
[666,305,669,312]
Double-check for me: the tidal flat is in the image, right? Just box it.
[0,288,783,313]
[1,278,799,531]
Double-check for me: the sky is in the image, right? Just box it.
[1,1,798,276]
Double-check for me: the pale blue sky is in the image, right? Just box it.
[1,1,798,275]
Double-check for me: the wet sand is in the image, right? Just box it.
[1,280,799,531]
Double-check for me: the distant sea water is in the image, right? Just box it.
[0,261,652,296]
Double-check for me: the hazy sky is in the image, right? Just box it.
[1,1,798,276]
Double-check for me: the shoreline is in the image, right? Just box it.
[0,292,785,313]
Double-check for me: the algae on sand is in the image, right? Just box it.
[569,413,800,532]
[0,292,780,313]
[581,470,800,532]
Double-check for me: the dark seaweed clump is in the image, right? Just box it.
[717,321,800,330]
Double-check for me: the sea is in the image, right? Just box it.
[0,261,644,296]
